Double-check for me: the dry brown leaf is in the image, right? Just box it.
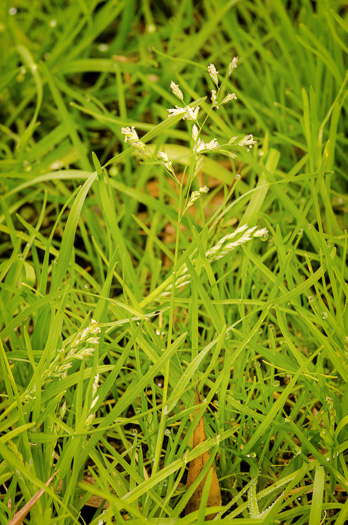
[185,386,221,519]
[7,471,58,525]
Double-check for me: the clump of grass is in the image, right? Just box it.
[0,1,347,524]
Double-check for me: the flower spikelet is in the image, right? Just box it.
[208,63,219,85]
[25,319,101,402]
[192,124,199,142]
[222,93,237,104]
[253,228,268,238]
[211,90,219,109]
[167,105,200,121]
[194,138,220,153]
[170,81,184,101]
[228,56,238,76]
[121,126,146,153]
[86,373,100,427]
[161,225,268,295]
[237,134,257,148]
[184,105,200,121]
[206,225,267,261]
[192,155,205,179]
[158,151,176,179]
[167,105,186,118]
[186,186,209,210]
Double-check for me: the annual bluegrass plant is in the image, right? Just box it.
[121,60,265,298]
[0,1,347,524]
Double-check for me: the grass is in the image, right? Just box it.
[0,0,347,523]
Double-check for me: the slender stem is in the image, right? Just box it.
[151,181,184,477]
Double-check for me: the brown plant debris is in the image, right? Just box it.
[185,386,221,519]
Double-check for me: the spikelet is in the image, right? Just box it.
[161,226,268,295]
[170,81,184,101]
[208,63,219,85]
[185,186,209,211]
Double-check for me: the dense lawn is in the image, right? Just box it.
[0,1,347,523]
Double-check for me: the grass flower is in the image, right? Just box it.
[167,105,186,118]
[192,154,205,179]
[184,105,200,121]
[121,126,146,153]
[158,151,177,179]
[194,137,220,153]
[23,320,101,403]
[235,134,257,148]
[206,225,267,261]
[211,90,219,109]
[170,81,184,101]
[162,225,268,294]
[185,186,209,211]
[228,56,238,75]
[208,63,219,85]
[86,373,100,427]
[222,93,237,104]
[253,227,268,237]
[192,124,199,142]
[167,105,200,121]
[121,128,180,182]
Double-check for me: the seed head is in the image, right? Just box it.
[222,93,237,104]
[170,81,184,101]
[194,137,220,153]
[238,134,257,147]
[211,90,219,109]
[253,228,268,237]
[121,126,138,143]
[184,105,200,121]
[121,126,146,152]
[228,57,238,76]
[158,151,176,179]
[208,63,219,86]
[192,124,199,142]
[167,105,200,121]
[167,105,186,118]
[192,154,205,179]
[186,186,209,210]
